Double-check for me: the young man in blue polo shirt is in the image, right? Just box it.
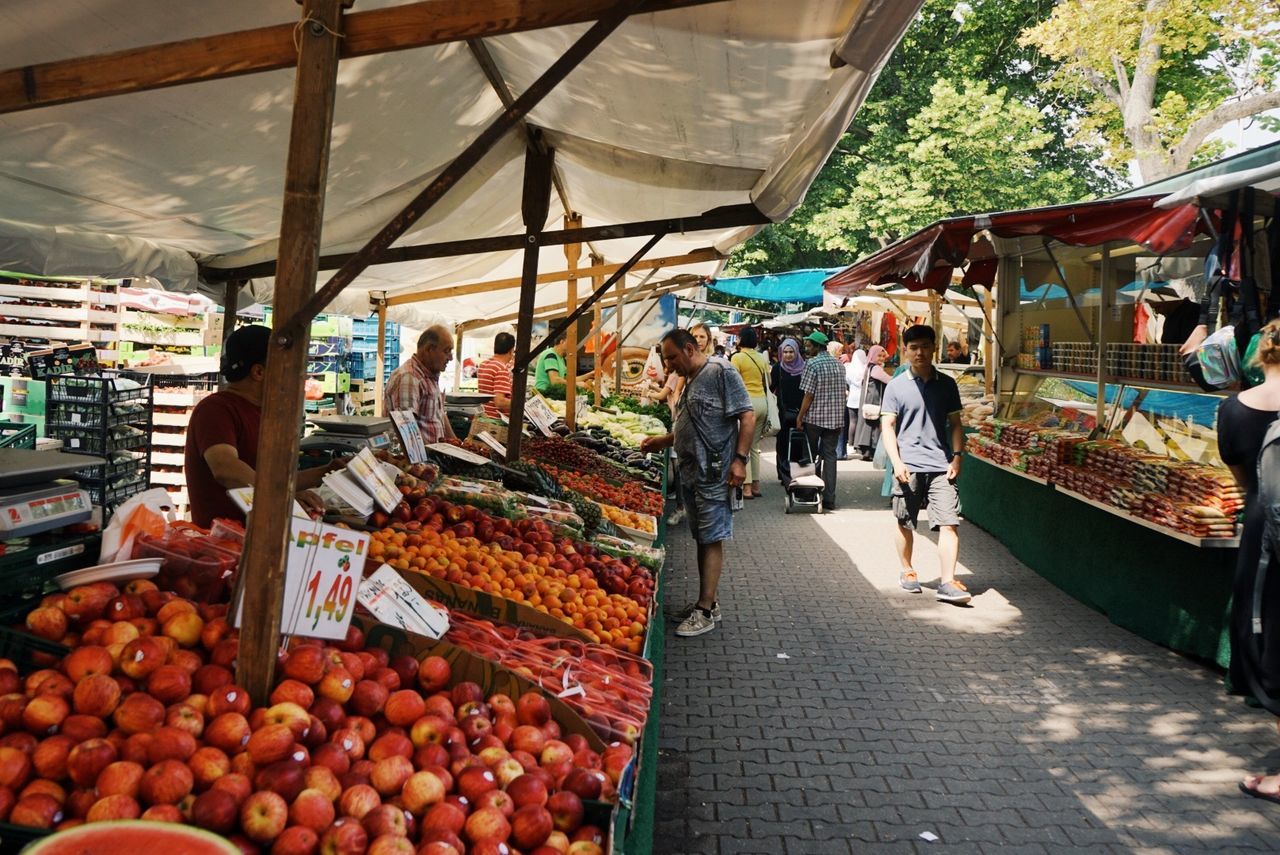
[880,325,971,605]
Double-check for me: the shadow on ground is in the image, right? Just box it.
[654,456,1280,855]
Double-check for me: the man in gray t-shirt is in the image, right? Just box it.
[642,329,755,638]
[881,324,971,605]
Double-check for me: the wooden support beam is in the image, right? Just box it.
[279,2,645,344]
[236,0,346,708]
[221,280,243,348]
[613,271,626,393]
[506,144,555,463]
[591,253,604,403]
[0,0,727,115]
[456,273,694,333]
[383,248,723,306]
[564,214,582,429]
[374,298,387,416]
[202,206,758,283]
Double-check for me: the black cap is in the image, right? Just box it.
[221,325,271,381]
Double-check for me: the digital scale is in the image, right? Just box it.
[444,392,493,437]
[301,415,397,455]
[0,448,102,538]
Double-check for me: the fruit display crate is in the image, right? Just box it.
[118,308,223,347]
[0,531,101,625]
[0,272,121,350]
[0,421,36,449]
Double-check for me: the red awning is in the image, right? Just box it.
[823,195,1205,295]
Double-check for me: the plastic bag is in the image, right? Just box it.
[98,487,177,563]
[1194,325,1242,389]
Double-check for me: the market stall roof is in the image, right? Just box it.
[1114,139,1280,201]
[0,0,923,327]
[822,195,1205,297]
[707,267,840,304]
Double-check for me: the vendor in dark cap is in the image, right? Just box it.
[185,325,329,527]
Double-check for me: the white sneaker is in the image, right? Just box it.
[675,608,717,637]
[666,508,686,526]
[670,601,721,623]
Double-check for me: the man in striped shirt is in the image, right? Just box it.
[476,332,515,419]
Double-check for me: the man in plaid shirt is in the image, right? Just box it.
[384,325,457,443]
[796,330,845,510]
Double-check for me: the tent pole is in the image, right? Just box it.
[374,298,387,416]
[221,280,243,347]
[278,2,643,342]
[982,287,995,395]
[614,272,625,393]
[564,214,582,429]
[1094,245,1111,433]
[237,0,346,708]
[591,253,604,404]
[453,326,465,391]
[507,144,555,463]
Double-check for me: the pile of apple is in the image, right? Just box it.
[9,579,632,854]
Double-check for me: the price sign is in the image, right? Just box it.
[575,395,590,422]
[357,563,450,639]
[475,431,507,457]
[389,410,427,463]
[236,518,371,641]
[226,487,312,520]
[524,393,558,437]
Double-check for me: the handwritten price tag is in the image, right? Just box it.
[236,518,371,641]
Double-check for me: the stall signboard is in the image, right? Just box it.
[26,344,99,380]
[389,410,427,463]
[357,563,450,639]
[237,517,370,641]
[0,342,29,377]
[524,393,557,436]
[345,447,401,512]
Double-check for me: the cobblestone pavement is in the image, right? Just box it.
[654,456,1280,854]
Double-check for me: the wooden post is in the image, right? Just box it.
[613,272,626,394]
[374,298,387,416]
[236,0,346,707]
[506,144,555,462]
[1095,245,1111,432]
[453,326,465,391]
[982,287,995,395]
[221,280,243,348]
[591,253,604,404]
[929,291,942,363]
[563,214,582,429]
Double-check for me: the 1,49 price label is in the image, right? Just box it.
[302,568,355,632]
[257,519,370,642]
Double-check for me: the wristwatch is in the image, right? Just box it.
[734,452,749,464]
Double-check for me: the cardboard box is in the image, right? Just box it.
[393,567,595,643]
[353,615,606,752]
[317,371,351,394]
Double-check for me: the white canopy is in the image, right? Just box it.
[0,0,921,327]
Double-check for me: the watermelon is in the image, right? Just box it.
[21,820,240,855]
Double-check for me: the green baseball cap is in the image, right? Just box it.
[804,331,829,347]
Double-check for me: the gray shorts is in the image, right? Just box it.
[681,478,733,545]
[892,472,961,530]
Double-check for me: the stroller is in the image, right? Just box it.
[783,428,825,514]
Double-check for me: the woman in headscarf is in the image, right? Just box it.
[769,337,806,484]
[851,344,892,461]
[844,347,868,460]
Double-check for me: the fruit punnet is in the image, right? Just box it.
[542,465,663,517]
[7,584,631,850]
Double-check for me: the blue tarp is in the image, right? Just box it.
[1062,380,1221,427]
[708,267,839,304]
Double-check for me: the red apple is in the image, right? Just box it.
[31,671,74,699]
[464,806,511,844]
[118,637,165,680]
[283,647,328,685]
[362,802,409,839]
[303,765,341,802]
[22,694,69,736]
[310,743,351,776]
[239,790,288,843]
[567,842,603,855]
[338,783,381,820]
[102,621,140,647]
[63,646,113,682]
[410,715,452,748]
[207,684,251,717]
[287,786,335,832]
[539,740,573,769]
[506,774,549,809]
[367,834,414,855]
[165,702,205,738]
[493,757,526,788]
[188,745,230,789]
[416,657,451,693]
[254,760,306,803]
[369,755,413,797]
[199,617,232,652]
[205,712,251,754]
[68,675,119,719]
[147,726,198,764]
[457,766,498,803]
[65,738,115,789]
[95,760,145,797]
[348,681,389,718]
[511,804,554,849]
[418,843,461,855]
[560,768,604,801]
[162,611,204,648]
[60,715,107,743]
[113,691,165,735]
[421,800,465,836]
[25,607,68,642]
[317,668,355,704]
[9,793,62,828]
[547,790,584,833]
[154,598,195,625]
[320,816,368,855]
[211,772,253,806]
[32,735,74,781]
[20,779,64,805]
[368,732,413,763]
[515,693,551,728]
[476,788,515,817]
[381,690,425,728]
[140,759,194,805]
[309,697,345,734]
[144,665,192,705]
[246,723,295,766]
[273,825,319,855]
[191,788,239,834]
[141,803,184,823]
[414,744,449,771]
[398,769,445,816]
[331,728,366,762]
[423,695,454,721]
[271,679,315,709]
[106,594,146,622]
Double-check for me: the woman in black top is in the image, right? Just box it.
[852,345,892,460]
[770,337,805,484]
[1220,321,1280,801]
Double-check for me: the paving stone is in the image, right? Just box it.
[654,459,1280,854]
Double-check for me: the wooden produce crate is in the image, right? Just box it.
[119,309,223,347]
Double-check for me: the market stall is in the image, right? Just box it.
[823,184,1266,666]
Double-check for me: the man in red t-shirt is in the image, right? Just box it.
[185,325,329,528]
[475,332,515,419]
